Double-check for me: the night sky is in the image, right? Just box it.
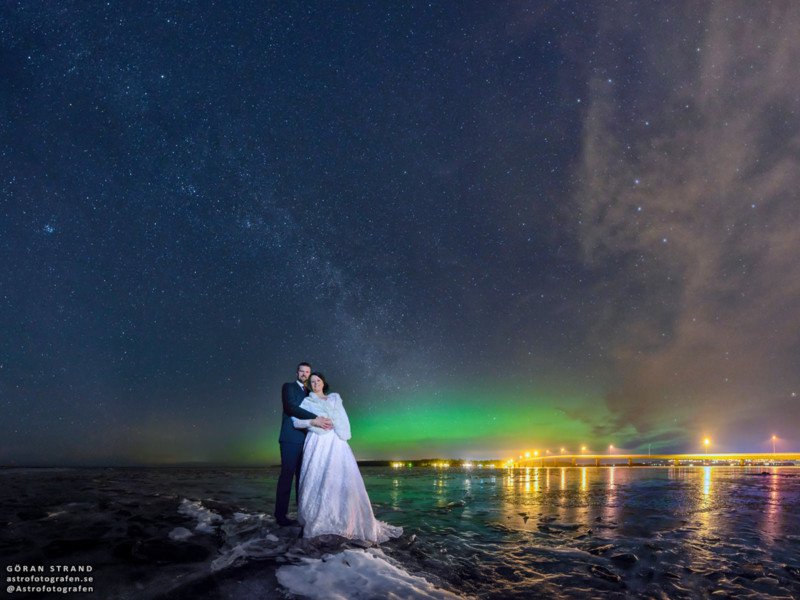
[2,2,799,466]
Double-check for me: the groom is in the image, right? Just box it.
[274,361,333,526]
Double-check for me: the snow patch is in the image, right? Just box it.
[276,548,465,599]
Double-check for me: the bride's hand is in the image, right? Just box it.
[311,416,334,430]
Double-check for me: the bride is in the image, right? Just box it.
[291,372,402,543]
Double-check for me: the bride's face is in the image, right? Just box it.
[310,375,324,394]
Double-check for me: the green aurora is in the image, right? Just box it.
[242,385,641,465]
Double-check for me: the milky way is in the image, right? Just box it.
[2,2,798,465]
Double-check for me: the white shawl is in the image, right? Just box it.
[295,392,352,441]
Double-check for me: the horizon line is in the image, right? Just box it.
[3,452,800,470]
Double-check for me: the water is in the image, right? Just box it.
[375,466,800,598]
[2,466,799,598]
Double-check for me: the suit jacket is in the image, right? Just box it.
[279,381,318,443]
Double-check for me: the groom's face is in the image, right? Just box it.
[297,365,311,383]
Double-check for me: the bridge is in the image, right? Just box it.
[513,452,800,467]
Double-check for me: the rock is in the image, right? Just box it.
[752,576,780,588]
[589,564,622,583]
[610,552,638,567]
[637,567,655,580]
[644,542,661,551]
[736,563,765,579]
[540,515,557,523]
[588,544,615,555]
[783,564,800,579]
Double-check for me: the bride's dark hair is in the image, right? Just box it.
[309,371,330,393]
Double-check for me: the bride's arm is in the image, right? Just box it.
[292,398,331,434]
[332,394,351,441]
[292,415,330,429]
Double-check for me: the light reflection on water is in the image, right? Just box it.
[764,468,782,547]
[363,466,800,599]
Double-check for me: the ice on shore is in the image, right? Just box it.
[276,548,465,600]
[168,526,194,541]
[178,498,223,533]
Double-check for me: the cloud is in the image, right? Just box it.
[574,2,800,449]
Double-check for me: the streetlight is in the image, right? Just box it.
[609,444,615,452]
[560,448,566,454]
[581,445,587,454]
[524,451,531,459]
[703,438,710,454]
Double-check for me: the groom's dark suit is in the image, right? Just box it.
[274,380,318,523]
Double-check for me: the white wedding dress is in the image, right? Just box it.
[292,392,402,543]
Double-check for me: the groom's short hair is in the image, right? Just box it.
[297,362,311,371]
